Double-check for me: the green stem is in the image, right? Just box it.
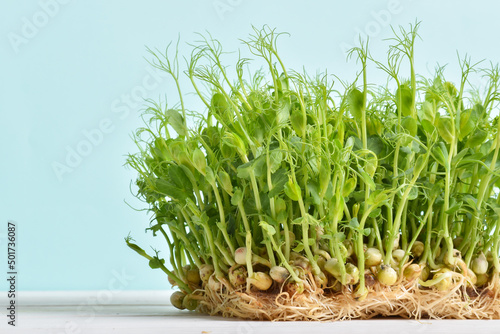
[210,181,235,255]
[179,209,207,263]
[263,234,277,267]
[399,197,434,272]
[161,226,202,268]
[201,221,224,278]
[296,195,321,275]
[282,215,291,262]
[401,202,408,251]
[384,155,428,265]
[372,217,384,255]
[126,240,192,293]
[245,231,254,277]
[267,232,302,283]
[215,239,236,266]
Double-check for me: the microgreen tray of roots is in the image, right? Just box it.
[125,23,500,320]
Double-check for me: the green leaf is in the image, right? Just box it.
[436,115,454,144]
[307,181,321,206]
[218,170,233,194]
[413,154,426,176]
[284,178,301,201]
[396,84,413,117]
[398,184,418,200]
[325,180,334,200]
[466,128,488,148]
[155,178,192,202]
[367,114,382,136]
[459,170,473,180]
[231,187,243,205]
[451,148,469,169]
[165,109,187,136]
[407,185,418,200]
[419,100,435,124]
[368,208,381,218]
[431,142,449,168]
[351,190,365,203]
[274,197,286,214]
[349,217,360,229]
[365,153,378,178]
[205,166,215,184]
[367,135,385,156]
[459,109,475,141]
[293,241,304,252]
[269,150,283,173]
[215,221,226,231]
[126,241,148,258]
[169,164,192,191]
[192,148,206,175]
[463,194,477,210]
[152,137,172,161]
[444,81,458,99]
[319,157,330,191]
[342,178,357,197]
[456,153,484,168]
[400,145,412,155]
[411,139,422,154]
[251,155,267,177]
[149,257,165,269]
[348,88,364,119]
[421,119,435,134]
[367,190,388,206]
[221,142,235,159]
[429,181,444,199]
[275,97,291,126]
[345,135,355,149]
[259,221,276,236]
[402,116,417,137]
[357,167,376,190]
[278,72,289,91]
[472,103,486,120]
[290,107,306,137]
[304,213,320,227]
[201,126,221,150]
[211,92,232,124]
[236,161,253,179]
[223,132,246,157]
[269,168,288,198]
[480,140,494,157]
[236,156,266,180]
[336,232,346,242]
[445,200,462,215]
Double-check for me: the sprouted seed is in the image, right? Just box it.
[270,266,289,284]
[472,253,489,275]
[170,291,186,310]
[365,248,383,267]
[377,265,398,286]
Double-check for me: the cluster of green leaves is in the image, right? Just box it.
[125,23,500,294]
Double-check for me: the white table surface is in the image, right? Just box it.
[1,291,499,334]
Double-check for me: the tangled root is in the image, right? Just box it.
[197,276,500,321]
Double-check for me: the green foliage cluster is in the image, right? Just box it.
[125,23,500,306]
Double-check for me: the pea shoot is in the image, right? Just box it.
[125,23,500,320]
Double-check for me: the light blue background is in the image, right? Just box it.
[1,0,499,291]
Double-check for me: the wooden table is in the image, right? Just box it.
[1,291,499,333]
